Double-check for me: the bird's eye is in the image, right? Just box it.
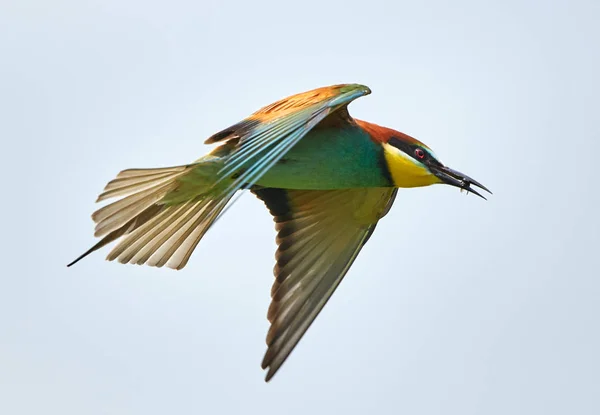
[414,148,425,159]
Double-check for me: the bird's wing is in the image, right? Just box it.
[252,186,397,381]
[205,84,371,200]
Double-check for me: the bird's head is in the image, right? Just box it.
[357,120,491,199]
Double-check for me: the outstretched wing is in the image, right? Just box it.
[206,84,371,201]
[253,186,397,381]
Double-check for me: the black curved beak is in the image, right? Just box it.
[430,164,492,200]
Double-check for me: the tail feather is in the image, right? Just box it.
[115,166,191,177]
[147,198,227,269]
[122,200,205,266]
[97,171,180,202]
[91,165,195,236]
[92,181,177,237]
[69,161,234,270]
[67,205,163,267]
[106,204,187,263]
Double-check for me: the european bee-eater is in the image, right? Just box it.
[69,84,490,381]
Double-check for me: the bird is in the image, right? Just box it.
[68,83,491,381]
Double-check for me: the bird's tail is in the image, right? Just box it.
[68,156,234,270]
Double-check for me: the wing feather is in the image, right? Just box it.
[201,84,371,223]
[253,186,397,381]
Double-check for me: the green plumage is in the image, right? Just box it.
[256,126,391,189]
[161,124,391,206]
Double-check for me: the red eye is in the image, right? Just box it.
[415,148,425,159]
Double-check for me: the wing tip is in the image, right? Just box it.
[341,83,371,95]
[262,357,279,382]
[264,369,275,383]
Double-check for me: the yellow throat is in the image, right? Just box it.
[382,142,442,188]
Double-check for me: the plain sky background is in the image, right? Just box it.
[1,0,599,414]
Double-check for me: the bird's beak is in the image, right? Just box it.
[430,164,492,200]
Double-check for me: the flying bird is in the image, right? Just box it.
[69,84,490,381]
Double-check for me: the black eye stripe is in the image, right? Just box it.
[389,137,428,162]
[388,137,411,153]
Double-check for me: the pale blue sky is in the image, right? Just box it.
[1,1,599,414]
